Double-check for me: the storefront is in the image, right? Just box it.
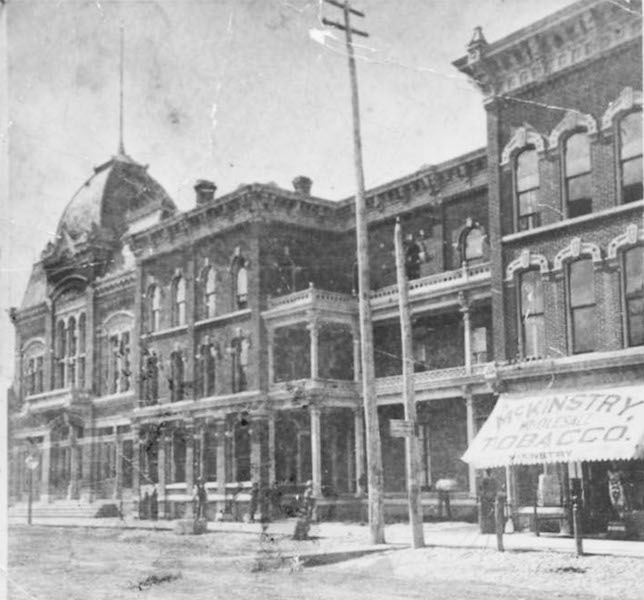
[462,384,644,539]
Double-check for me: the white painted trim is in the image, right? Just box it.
[553,237,602,271]
[548,110,598,148]
[505,249,549,281]
[500,125,547,166]
[607,219,644,259]
[601,87,643,130]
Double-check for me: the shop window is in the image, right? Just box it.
[564,132,592,218]
[202,266,216,319]
[147,285,161,332]
[515,147,541,231]
[623,246,644,347]
[619,112,643,204]
[405,241,421,280]
[568,258,596,354]
[519,270,545,358]
[169,349,185,402]
[172,275,186,326]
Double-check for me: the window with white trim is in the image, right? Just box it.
[619,111,643,204]
[515,147,541,231]
[568,259,596,354]
[519,270,545,358]
[623,246,644,347]
[203,266,216,319]
[564,132,592,218]
[147,285,161,332]
[172,276,186,326]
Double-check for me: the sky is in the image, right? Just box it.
[0,0,578,389]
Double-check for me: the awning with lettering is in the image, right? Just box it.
[462,385,644,468]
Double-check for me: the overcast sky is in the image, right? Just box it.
[1,0,576,388]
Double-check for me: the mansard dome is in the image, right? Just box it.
[56,152,176,241]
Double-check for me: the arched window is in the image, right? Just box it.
[203,267,216,319]
[198,341,216,397]
[564,132,592,218]
[518,270,545,358]
[147,285,161,332]
[23,342,45,396]
[231,337,249,393]
[568,258,596,353]
[56,320,66,389]
[623,246,644,347]
[173,276,186,326]
[515,147,540,231]
[170,349,184,402]
[619,111,643,204]
[236,261,248,310]
[462,227,485,264]
[143,350,159,405]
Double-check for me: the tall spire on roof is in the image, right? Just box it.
[118,25,125,156]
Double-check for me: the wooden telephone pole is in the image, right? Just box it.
[322,0,385,544]
[394,219,425,548]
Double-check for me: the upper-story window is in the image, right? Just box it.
[462,227,485,264]
[202,266,217,319]
[405,241,421,280]
[142,349,159,405]
[55,313,86,389]
[515,147,540,231]
[623,246,644,347]
[56,319,66,388]
[78,313,86,389]
[564,131,592,218]
[519,270,545,358]
[172,275,186,326]
[23,341,45,396]
[197,341,216,397]
[169,349,185,402]
[568,258,596,354]
[108,331,131,394]
[67,316,77,386]
[235,260,248,310]
[147,285,161,332]
[619,111,643,204]
[231,337,249,393]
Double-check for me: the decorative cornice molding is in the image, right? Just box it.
[505,249,549,281]
[553,237,602,271]
[601,87,643,131]
[548,110,598,149]
[501,125,547,166]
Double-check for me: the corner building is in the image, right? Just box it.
[8,0,644,533]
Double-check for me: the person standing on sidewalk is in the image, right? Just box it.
[193,477,208,521]
[293,480,316,540]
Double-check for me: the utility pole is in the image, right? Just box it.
[322,0,385,544]
[394,219,425,548]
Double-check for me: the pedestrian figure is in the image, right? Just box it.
[269,482,283,520]
[478,469,498,534]
[150,485,159,521]
[248,481,259,523]
[292,480,316,540]
[435,476,457,520]
[193,477,208,520]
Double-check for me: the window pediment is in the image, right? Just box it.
[553,237,602,272]
[501,125,546,166]
[607,221,644,260]
[601,87,643,131]
[548,110,598,149]
[505,249,549,281]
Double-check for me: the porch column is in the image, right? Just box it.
[216,422,226,495]
[80,429,94,502]
[113,431,123,500]
[132,425,140,498]
[354,408,365,496]
[464,388,476,497]
[185,420,195,517]
[267,328,275,387]
[67,427,80,500]
[41,432,51,503]
[308,318,319,380]
[250,418,261,483]
[310,405,322,496]
[157,432,168,518]
[459,293,472,375]
[267,412,276,485]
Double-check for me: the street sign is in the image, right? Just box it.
[389,419,414,438]
[25,455,39,471]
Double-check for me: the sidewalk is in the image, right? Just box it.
[8,514,644,559]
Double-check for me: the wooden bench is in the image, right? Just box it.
[532,505,569,536]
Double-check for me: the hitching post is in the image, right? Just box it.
[495,492,505,552]
[573,497,584,557]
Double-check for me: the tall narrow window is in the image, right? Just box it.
[236,262,248,310]
[170,350,184,402]
[231,338,248,393]
[56,320,66,388]
[148,285,161,332]
[144,351,159,405]
[624,246,644,347]
[519,270,545,358]
[204,267,216,319]
[109,334,120,394]
[405,241,421,280]
[78,313,86,388]
[198,342,216,397]
[462,227,485,264]
[27,358,36,396]
[67,317,76,387]
[35,356,44,394]
[619,112,643,204]
[516,148,541,231]
[568,259,596,353]
[173,276,186,326]
[120,332,131,392]
[564,132,592,218]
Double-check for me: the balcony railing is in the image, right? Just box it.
[266,285,356,310]
[370,262,491,304]
[23,387,90,412]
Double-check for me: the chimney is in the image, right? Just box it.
[292,175,313,196]
[194,179,217,205]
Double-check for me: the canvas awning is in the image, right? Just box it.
[462,384,644,468]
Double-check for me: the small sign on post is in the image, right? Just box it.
[25,455,39,526]
[389,419,414,438]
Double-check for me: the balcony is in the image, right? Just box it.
[370,262,491,320]
[376,362,496,403]
[23,387,91,413]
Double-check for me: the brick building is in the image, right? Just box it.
[8,0,644,532]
